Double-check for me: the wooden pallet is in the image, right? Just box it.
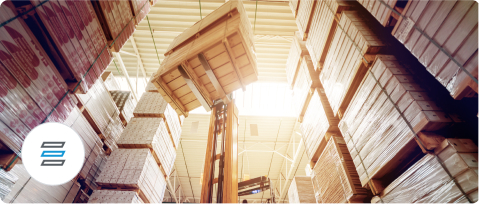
[320,10,386,119]
[338,55,457,189]
[391,0,478,99]
[311,136,369,203]
[306,0,354,71]
[151,0,257,117]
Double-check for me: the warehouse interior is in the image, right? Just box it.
[0,0,477,203]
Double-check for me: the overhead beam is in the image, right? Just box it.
[178,65,211,112]
[113,52,139,102]
[130,36,148,83]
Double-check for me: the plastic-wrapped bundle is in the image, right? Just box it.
[306,0,354,71]
[288,176,316,203]
[102,71,122,91]
[356,0,397,27]
[372,139,478,203]
[289,0,300,18]
[129,0,151,25]
[295,0,316,40]
[320,11,386,118]
[110,90,136,124]
[339,55,456,187]
[134,92,182,148]
[311,136,368,203]
[96,149,167,203]
[90,0,138,52]
[89,190,145,203]
[3,164,81,203]
[392,1,478,99]
[117,118,176,175]
[0,168,18,200]
[300,87,339,163]
[286,32,309,88]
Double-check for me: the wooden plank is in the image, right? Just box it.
[200,106,218,203]
[178,65,212,111]
[198,53,227,101]
[223,100,239,203]
[223,39,246,91]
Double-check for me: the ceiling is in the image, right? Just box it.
[106,0,297,83]
[105,0,308,203]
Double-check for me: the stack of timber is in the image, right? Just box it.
[63,107,107,190]
[372,139,478,203]
[9,0,113,93]
[133,92,182,148]
[287,176,316,203]
[117,117,176,176]
[110,90,136,125]
[3,164,82,203]
[338,55,458,190]
[76,79,125,152]
[289,0,300,18]
[88,190,145,203]
[300,86,340,164]
[95,149,167,203]
[286,32,309,88]
[356,0,404,28]
[151,0,258,116]
[295,0,316,40]
[391,1,478,99]
[129,0,151,25]
[293,55,321,122]
[311,136,369,203]
[0,168,17,200]
[145,75,158,93]
[306,0,354,71]
[320,10,386,119]
[102,71,123,91]
[91,0,142,52]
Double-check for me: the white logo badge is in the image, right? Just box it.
[22,123,85,186]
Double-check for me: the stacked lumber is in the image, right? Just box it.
[300,87,340,163]
[117,118,176,175]
[295,0,316,40]
[286,32,309,88]
[289,0,300,18]
[0,168,17,200]
[392,1,478,99]
[151,0,257,116]
[15,0,113,93]
[102,71,123,91]
[95,149,167,203]
[3,164,82,203]
[91,0,139,52]
[306,0,354,71]
[129,0,151,26]
[311,136,369,203]
[76,79,124,151]
[145,76,158,93]
[357,0,400,27]
[293,55,321,121]
[321,10,386,118]
[110,90,136,125]
[133,92,182,148]
[338,55,457,188]
[372,139,478,203]
[89,190,144,203]
[287,176,316,203]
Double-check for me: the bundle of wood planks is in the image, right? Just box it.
[339,54,458,189]
[129,0,150,26]
[286,32,309,88]
[151,0,258,117]
[372,139,478,203]
[311,136,369,203]
[288,176,316,203]
[102,71,123,91]
[133,92,182,148]
[392,0,478,100]
[110,90,136,125]
[320,10,386,119]
[293,55,321,122]
[88,190,145,203]
[117,117,176,176]
[305,0,354,71]
[295,0,316,40]
[300,87,340,164]
[356,0,403,28]
[95,149,167,203]
[289,0,300,18]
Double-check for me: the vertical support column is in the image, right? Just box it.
[223,100,238,203]
[200,106,218,203]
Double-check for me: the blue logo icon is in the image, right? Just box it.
[40,142,65,166]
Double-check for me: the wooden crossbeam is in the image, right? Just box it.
[181,61,214,106]
[178,65,212,112]
[198,53,230,104]
[223,39,246,91]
